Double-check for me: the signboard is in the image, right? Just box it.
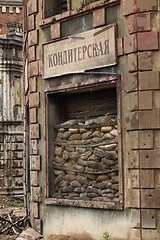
[43,24,117,79]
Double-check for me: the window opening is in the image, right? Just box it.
[52,88,118,203]
[44,0,68,19]
[45,75,122,209]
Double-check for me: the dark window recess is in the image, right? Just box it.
[44,0,67,18]
[85,0,99,4]
[48,87,120,206]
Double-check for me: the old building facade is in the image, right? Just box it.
[23,0,160,239]
[0,0,23,196]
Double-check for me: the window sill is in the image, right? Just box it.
[45,197,123,210]
[40,0,120,28]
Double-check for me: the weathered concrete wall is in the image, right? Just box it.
[23,0,160,239]
[42,206,131,240]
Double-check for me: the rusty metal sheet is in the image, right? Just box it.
[15,227,42,240]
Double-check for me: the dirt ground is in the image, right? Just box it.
[1,235,78,240]
[42,236,78,240]
[0,196,26,240]
[0,235,17,240]
[0,196,79,240]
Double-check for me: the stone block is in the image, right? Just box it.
[128,14,137,34]
[14,177,23,187]
[117,38,124,56]
[128,54,137,72]
[126,189,140,208]
[125,112,139,130]
[30,123,40,139]
[27,0,38,15]
[139,130,153,149]
[93,8,106,28]
[154,130,160,149]
[32,202,39,218]
[29,92,40,108]
[128,92,138,111]
[136,13,151,32]
[28,14,35,31]
[124,34,137,54]
[0,151,4,160]
[141,189,160,208]
[137,32,159,51]
[139,91,153,110]
[131,209,140,228]
[128,229,141,240]
[124,73,137,92]
[141,209,156,229]
[11,152,23,160]
[31,186,42,202]
[127,150,139,169]
[135,0,158,12]
[29,77,37,93]
[28,46,36,62]
[13,160,23,168]
[141,170,155,188]
[30,140,38,155]
[15,136,24,142]
[30,155,41,170]
[138,52,153,71]
[28,30,39,47]
[122,0,135,16]
[129,169,139,188]
[29,61,39,78]
[142,230,159,240]
[128,13,151,34]
[139,110,160,129]
[140,150,160,168]
[156,210,160,229]
[30,108,37,123]
[12,143,24,151]
[155,170,160,188]
[128,131,138,149]
[154,90,160,109]
[30,171,39,186]
[32,218,42,234]
[51,22,61,40]
[12,168,23,177]
[139,71,159,90]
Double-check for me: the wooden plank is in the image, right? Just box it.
[45,198,123,210]
[60,87,117,121]
[53,164,118,174]
[54,139,118,148]
[54,121,117,129]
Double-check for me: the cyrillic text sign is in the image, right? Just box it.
[43,24,117,78]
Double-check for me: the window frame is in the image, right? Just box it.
[41,0,120,27]
[44,73,123,210]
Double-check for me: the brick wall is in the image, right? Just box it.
[122,0,160,239]
[0,5,22,34]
